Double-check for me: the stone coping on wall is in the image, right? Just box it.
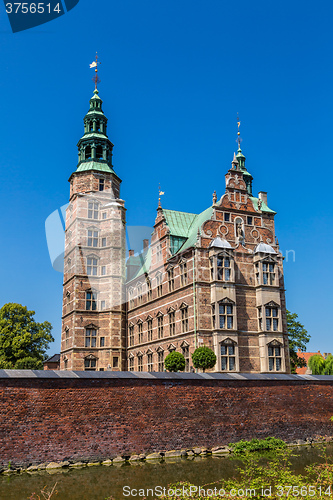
[0,370,333,381]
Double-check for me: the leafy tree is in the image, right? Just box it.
[308,354,333,375]
[191,346,216,372]
[164,351,186,372]
[287,310,310,373]
[0,303,54,370]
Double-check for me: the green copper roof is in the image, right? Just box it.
[127,247,152,282]
[162,209,197,237]
[250,196,276,214]
[80,132,108,140]
[76,161,115,173]
[177,205,214,253]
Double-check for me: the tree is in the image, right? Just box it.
[287,310,310,373]
[0,303,54,370]
[308,354,333,375]
[164,351,186,372]
[192,346,216,372]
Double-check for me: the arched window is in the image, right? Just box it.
[96,121,101,132]
[96,145,103,160]
[89,121,93,132]
[85,145,92,160]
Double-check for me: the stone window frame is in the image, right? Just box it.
[179,258,188,286]
[129,322,135,347]
[156,243,162,263]
[267,339,283,372]
[85,289,98,311]
[167,265,175,292]
[168,307,176,336]
[181,340,190,372]
[84,354,98,371]
[87,226,99,248]
[220,337,237,371]
[128,353,134,371]
[212,297,237,331]
[155,271,163,297]
[85,323,99,348]
[137,319,143,344]
[168,343,176,352]
[180,302,189,333]
[128,287,135,309]
[137,281,143,305]
[87,200,99,220]
[147,349,153,372]
[157,311,164,339]
[145,275,152,301]
[209,249,235,283]
[137,351,143,372]
[86,253,99,276]
[254,254,278,287]
[157,346,164,372]
[146,315,153,342]
[258,301,281,333]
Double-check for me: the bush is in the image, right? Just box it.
[191,346,216,372]
[164,352,186,372]
[229,437,286,455]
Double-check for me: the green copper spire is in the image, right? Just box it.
[235,115,253,195]
[75,89,116,174]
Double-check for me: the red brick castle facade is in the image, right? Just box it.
[60,90,290,373]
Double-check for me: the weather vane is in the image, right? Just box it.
[90,52,101,90]
[158,184,165,201]
[237,113,242,150]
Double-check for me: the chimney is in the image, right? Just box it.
[129,249,134,257]
[143,239,149,250]
[258,191,267,206]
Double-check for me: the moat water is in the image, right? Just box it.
[0,445,331,500]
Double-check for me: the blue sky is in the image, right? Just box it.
[0,0,332,355]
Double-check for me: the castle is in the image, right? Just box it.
[60,89,290,373]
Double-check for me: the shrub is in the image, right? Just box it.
[229,437,286,455]
[191,346,216,372]
[164,352,186,372]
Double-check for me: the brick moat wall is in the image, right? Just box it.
[1,372,333,467]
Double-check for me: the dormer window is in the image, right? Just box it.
[217,255,231,281]
[263,262,275,285]
[209,248,234,282]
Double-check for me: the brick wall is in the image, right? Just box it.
[1,371,333,468]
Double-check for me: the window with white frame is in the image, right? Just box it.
[137,283,143,305]
[263,262,276,285]
[147,318,153,341]
[157,350,164,371]
[147,352,153,372]
[129,288,135,309]
[146,279,152,301]
[156,244,162,262]
[168,267,174,292]
[129,324,134,346]
[157,314,164,339]
[218,302,233,329]
[156,273,162,297]
[180,261,187,286]
[85,328,97,348]
[169,310,175,336]
[129,356,134,371]
[138,354,143,372]
[138,322,143,343]
[217,254,231,281]
[87,257,98,276]
[181,305,189,333]
[87,229,98,247]
[88,202,99,219]
[221,340,236,371]
[265,305,279,331]
[268,342,282,371]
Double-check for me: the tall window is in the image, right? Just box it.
[268,344,282,371]
[181,306,189,333]
[138,322,143,343]
[180,261,187,286]
[99,178,105,191]
[137,284,143,305]
[147,353,153,372]
[156,273,162,297]
[147,279,152,301]
[100,337,105,347]
[87,229,98,247]
[138,355,143,372]
[168,268,174,292]
[182,345,190,372]
[265,306,278,331]
[158,315,164,339]
[147,318,153,341]
[129,357,134,371]
[263,262,275,285]
[129,325,134,346]
[212,304,216,328]
[87,257,98,276]
[158,351,164,371]
[258,306,263,331]
[88,202,99,219]
[221,342,236,371]
[85,328,97,347]
[129,288,135,309]
[86,291,97,311]
[156,244,162,262]
[85,145,92,160]
[217,255,231,281]
[219,303,233,329]
[169,311,175,336]
[84,357,96,371]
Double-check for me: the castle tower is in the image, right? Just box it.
[60,89,127,371]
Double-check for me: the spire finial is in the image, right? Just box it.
[237,113,242,151]
[158,184,165,208]
[213,190,217,205]
[90,52,101,90]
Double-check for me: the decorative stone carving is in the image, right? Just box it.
[218,224,229,237]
